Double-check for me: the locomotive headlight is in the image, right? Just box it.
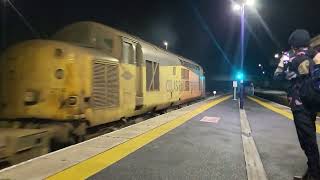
[55,69,64,79]
[66,96,78,106]
[24,91,39,104]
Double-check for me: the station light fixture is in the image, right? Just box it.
[163,41,168,50]
[232,3,242,12]
[232,0,255,12]
[245,0,255,7]
[236,71,245,81]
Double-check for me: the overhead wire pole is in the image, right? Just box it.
[6,0,41,38]
[1,0,7,50]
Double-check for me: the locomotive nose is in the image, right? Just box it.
[0,40,75,119]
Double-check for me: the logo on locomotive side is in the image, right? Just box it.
[166,80,184,92]
[121,71,133,80]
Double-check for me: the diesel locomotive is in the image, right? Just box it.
[0,22,205,164]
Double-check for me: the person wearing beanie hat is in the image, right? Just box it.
[275,30,320,180]
[288,29,311,48]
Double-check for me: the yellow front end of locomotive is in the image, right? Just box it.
[0,40,91,121]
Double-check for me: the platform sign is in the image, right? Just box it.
[233,81,237,100]
[233,81,238,88]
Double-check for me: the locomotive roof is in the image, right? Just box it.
[53,21,201,69]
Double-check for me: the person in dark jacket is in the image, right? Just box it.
[274,29,320,180]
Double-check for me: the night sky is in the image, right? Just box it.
[1,0,320,91]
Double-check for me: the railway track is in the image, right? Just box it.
[254,90,320,122]
[254,90,288,106]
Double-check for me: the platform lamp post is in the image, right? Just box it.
[236,71,245,108]
[232,0,255,109]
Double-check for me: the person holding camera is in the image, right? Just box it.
[274,29,320,180]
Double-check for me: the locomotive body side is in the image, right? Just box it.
[56,22,206,126]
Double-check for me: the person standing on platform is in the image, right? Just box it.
[274,29,320,180]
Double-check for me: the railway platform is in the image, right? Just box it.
[1,95,320,180]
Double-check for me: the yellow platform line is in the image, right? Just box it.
[248,96,320,133]
[46,95,231,180]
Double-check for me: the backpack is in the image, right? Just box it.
[299,53,320,112]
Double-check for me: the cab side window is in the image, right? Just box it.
[122,42,135,64]
[94,30,113,53]
[103,38,113,52]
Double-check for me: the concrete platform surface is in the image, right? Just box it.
[247,97,320,180]
[1,95,320,180]
[88,97,320,180]
[90,99,246,180]
[0,95,230,180]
